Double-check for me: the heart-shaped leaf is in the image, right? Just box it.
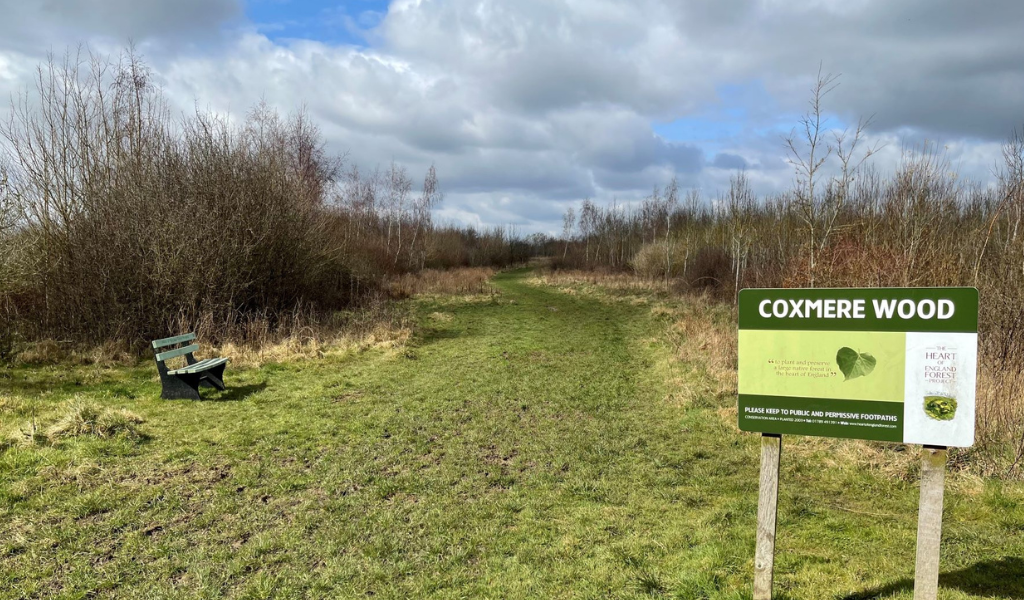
[836,347,876,381]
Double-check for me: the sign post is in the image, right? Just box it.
[914,445,948,600]
[737,288,978,600]
[754,433,781,600]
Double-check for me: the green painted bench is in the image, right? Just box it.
[152,333,229,400]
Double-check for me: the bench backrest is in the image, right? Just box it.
[152,333,198,363]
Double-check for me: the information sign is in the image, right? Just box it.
[738,288,978,447]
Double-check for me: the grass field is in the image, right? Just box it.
[1,269,1023,599]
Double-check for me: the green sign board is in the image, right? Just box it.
[738,288,978,447]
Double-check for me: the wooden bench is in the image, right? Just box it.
[152,333,229,400]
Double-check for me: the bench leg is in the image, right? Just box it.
[161,373,202,400]
[200,364,227,391]
[202,374,226,391]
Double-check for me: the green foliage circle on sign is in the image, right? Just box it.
[924,395,957,421]
[836,347,877,381]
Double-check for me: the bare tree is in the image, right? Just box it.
[783,67,879,286]
[407,164,443,269]
[663,178,679,283]
[0,159,25,290]
[562,206,575,259]
[784,66,839,287]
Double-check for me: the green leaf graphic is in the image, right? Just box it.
[836,347,877,381]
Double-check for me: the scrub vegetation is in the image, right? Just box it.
[0,49,534,358]
[3,270,1024,599]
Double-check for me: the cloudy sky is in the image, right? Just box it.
[1,0,1022,233]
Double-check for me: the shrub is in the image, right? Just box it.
[630,241,687,280]
[684,248,733,293]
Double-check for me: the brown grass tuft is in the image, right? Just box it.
[45,401,146,442]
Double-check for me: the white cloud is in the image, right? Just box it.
[1,0,1023,233]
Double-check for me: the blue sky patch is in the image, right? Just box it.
[244,0,389,46]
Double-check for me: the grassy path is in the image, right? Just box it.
[2,269,1023,599]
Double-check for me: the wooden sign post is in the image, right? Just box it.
[914,445,947,600]
[754,433,781,600]
[738,288,978,599]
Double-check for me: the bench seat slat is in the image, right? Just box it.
[155,344,199,362]
[168,357,228,375]
[177,358,217,372]
[153,333,197,349]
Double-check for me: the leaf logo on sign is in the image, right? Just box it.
[836,347,876,381]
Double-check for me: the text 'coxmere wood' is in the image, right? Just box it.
[757,298,956,320]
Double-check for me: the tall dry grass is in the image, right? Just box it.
[387,267,498,297]
[531,268,672,295]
